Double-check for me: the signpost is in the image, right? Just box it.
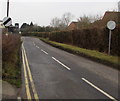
[7,0,9,17]
[2,17,12,36]
[107,21,116,55]
[3,17,12,27]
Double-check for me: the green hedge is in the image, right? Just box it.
[22,25,120,56]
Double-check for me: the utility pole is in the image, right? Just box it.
[7,0,9,17]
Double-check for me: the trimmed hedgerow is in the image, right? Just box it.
[22,25,120,56]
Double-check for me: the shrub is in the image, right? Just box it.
[2,34,21,87]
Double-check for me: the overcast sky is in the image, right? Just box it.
[0,0,119,27]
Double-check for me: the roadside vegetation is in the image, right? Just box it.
[22,25,120,56]
[21,13,120,70]
[2,34,22,87]
[40,38,120,70]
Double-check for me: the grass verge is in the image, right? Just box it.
[40,38,120,70]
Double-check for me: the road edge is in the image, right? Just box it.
[39,38,119,71]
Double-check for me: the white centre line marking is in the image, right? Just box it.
[41,49,48,55]
[82,78,117,101]
[33,42,35,46]
[36,46,39,48]
[52,57,71,70]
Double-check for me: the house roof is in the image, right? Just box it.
[67,21,79,30]
[68,21,78,26]
[102,11,120,23]
[71,21,78,24]
[92,11,120,27]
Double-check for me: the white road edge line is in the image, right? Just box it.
[41,49,48,55]
[82,78,118,101]
[52,57,71,70]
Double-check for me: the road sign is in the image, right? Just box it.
[107,21,116,30]
[107,21,116,55]
[3,17,12,27]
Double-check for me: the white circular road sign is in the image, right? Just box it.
[3,17,12,27]
[107,21,116,30]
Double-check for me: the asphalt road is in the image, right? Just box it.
[22,37,119,100]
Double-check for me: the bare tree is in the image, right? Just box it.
[61,12,74,26]
[77,15,91,29]
[89,15,102,23]
[50,12,74,30]
[77,15,102,29]
[50,17,61,28]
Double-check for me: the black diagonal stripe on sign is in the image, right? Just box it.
[3,18,11,25]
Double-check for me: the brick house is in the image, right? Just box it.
[67,11,120,30]
[92,11,120,28]
[67,22,79,30]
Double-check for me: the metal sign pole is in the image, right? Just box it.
[7,0,9,17]
[6,0,9,35]
[108,30,112,55]
[7,0,9,34]
[107,20,116,55]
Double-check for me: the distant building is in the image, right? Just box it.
[92,11,120,27]
[15,23,19,28]
[67,22,79,30]
[0,20,5,28]
[102,11,120,24]
[8,23,19,33]
[0,20,3,26]
[68,11,120,30]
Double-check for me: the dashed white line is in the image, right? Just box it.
[52,57,71,70]
[33,42,35,45]
[82,78,117,101]
[36,46,39,48]
[41,49,48,55]
[33,43,36,46]
[33,42,39,49]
